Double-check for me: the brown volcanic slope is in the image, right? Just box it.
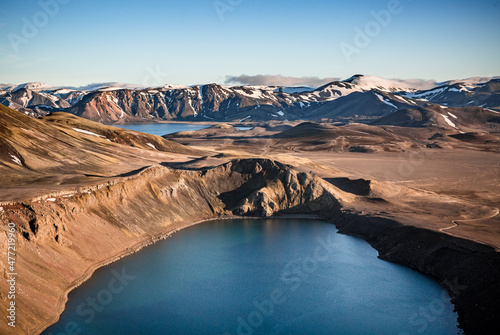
[0,106,200,201]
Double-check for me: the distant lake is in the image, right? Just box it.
[113,123,253,137]
[43,219,459,335]
[113,123,211,136]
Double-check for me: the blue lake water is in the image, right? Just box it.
[113,123,253,137]
[43,219,460,335]
[113,123,211,137]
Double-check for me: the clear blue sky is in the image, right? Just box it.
[0,0,499,86]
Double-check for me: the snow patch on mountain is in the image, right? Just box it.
[375,93,398,109]
[403,86,447,100]
[441,114,457,128]
[9,154,22,166]
[53,88,75,95]
[344,75,432,92]
[73,128,103,137]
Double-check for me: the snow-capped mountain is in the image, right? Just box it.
[343,74,422,92]
[1,82,56,92]
[402,79,500,110]
[1,75,498,125]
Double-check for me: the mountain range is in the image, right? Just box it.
[1,75,499,130]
